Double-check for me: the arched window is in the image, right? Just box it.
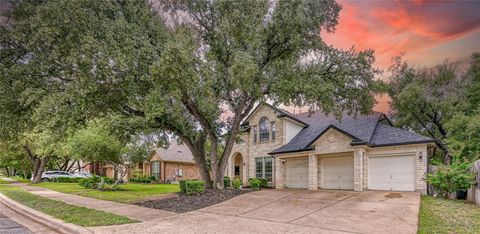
[259,116,270,142]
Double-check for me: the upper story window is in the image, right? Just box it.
[259,116,270,142]
[253,125,258,143]
[271,121,276,140]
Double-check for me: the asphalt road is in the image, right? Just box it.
[0,211,31,234]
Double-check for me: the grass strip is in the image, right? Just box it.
[418,195,480,234]
[0,186,137,227]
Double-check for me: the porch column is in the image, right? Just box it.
[275,157,285,189]
[308,152,318,190]
[354,149,366,192]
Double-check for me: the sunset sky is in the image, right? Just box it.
[321,0,480,113]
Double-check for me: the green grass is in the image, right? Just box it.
[10,176,31,183]
[34,182,180,203]
[0,178,10,184]
[0,186,137,227]
[418,195,480,234]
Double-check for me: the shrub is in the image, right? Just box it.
[185,180,205,195]
[427,162,476,198]
[249,178,261,191]
[223,176,231,188]
[149,176,157,181]
[128,177,152,184]
[259,178,268,188]
[232,179,242,189]
[101,177,115,184]
[79,176,101,189]
[179,180,187,193]
[54,177,82,183]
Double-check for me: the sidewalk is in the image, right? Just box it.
[2,178,175,222]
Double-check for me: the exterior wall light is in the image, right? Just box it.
[419,152,423,161]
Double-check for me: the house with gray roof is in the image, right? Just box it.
[227,102,434,194]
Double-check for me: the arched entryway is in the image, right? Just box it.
[233,153,243,181]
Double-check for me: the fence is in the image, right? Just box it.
[467,160,480,206]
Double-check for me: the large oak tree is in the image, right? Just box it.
[1,0,380,187]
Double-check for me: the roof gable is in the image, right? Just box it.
[269,111,434,155]
[242,102,308,127]
[150,142,195,163]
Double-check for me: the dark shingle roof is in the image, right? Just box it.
[269,111,434,154]
[368,123,434,147]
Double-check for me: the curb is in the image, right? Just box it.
[0,192,92,234]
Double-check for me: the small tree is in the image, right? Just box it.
[426,162,476,199]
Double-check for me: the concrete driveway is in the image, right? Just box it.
[90,190,420,234]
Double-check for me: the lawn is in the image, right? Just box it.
[0,178,9,184]
[0,186,137,227]
[34,182,180,203]
[418,195,480,234]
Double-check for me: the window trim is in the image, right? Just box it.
[258,116,270,142]
[255,157,273,182]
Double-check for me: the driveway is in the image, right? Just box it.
[90,190,420,234]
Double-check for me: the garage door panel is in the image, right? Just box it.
[368,155,415,191]
[321,156,354,190]
[286,158,308,189]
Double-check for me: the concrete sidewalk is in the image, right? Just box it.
[2,178,175,222]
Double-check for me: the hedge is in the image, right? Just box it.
[128,177,152,184]
[53,177,83,183]
[185,180,205,195]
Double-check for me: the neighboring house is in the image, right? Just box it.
[227,102,435,194]
[104,141,201,183]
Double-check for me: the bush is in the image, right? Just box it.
[232,179,242,189]
[79,176,101,189]
[101,177,115,184]
[223,176,231,188]
[148,176,157,181]
[53,177,82,183]
[185,180,205,195]
[427,162,476,198]
[128,177,152,184]
[179,180,187,193]
[259,178,268,188]
[249,178,261,191]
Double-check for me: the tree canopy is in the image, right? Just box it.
[1,0,381,187]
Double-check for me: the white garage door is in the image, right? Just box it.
[321,156,354,190]
[368,155,415,191]
[286,158,308,189]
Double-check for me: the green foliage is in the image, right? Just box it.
[259,178,268,188]
[128,177,152,184]
[184,180,205,195]
[68,120,123,164]
[426,162,476,198]
[223,176,231,188]
[53,177,82,183]
[232,179,242,189]
[79,176,101,189]
[1,0,381,189]
[179,180,187,193]
[446,111,480,162]
[249,178,261,191]
[149,176,157,181]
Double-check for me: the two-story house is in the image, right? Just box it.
[226,102,434,194]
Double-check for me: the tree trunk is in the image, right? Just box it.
[32,157,50,184]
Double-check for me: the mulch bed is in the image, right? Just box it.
[134,188,251,213]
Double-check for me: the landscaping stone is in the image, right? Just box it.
[135,188,250,213]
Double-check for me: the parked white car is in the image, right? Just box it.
[38,171,75,182]
[72,172,93,178]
